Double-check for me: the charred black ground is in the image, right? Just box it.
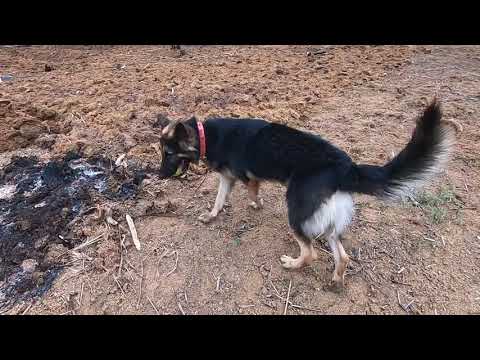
[0,152,149,311]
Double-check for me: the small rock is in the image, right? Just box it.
[16,219,31,231]
[145,98,170,107]
[34,236,49,250]
[43,244,67,266]
[61,207,70,219]
[0,74,13,82]
[44,64,54,72]
[21,259,38,273]
[122,134,137,149]
[32,271,44,286]
[82,144,97,157]
[34,134,57,149]
[37,108,58,120]
[19,121,45,140]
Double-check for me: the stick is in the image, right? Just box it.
[216,275,221,292]
[72,233,104,252]
[118,234,124,277]
[396,290,411,313]
[178,302,185,315]
[79,282,85,306]
[105,207,118,226]
[317,247,333,256]
[155,248,170,279]
[21,303,33,315]
[422,236,436,243]
[147,295,159,314]
[137,259,145,308]
[271,289,323,313]
[126,214,141,250]
[269,280,281,298]
[113,275,126,296]
[165,251,178,277]
[284,280,292,315]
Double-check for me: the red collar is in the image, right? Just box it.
[197,121,206,160]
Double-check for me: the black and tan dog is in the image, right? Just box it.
[155,100,460,289]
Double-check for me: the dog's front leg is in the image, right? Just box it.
[199,173,235,224]
[246,180,264,210]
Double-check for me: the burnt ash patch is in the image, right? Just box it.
[0,153,148,311]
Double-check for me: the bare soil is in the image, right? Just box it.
[1,45,479,315]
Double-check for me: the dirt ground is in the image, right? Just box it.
[1,45,479,315]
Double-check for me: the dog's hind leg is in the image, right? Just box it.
[280,234,318,269]
[326,231,350,291]
[199,172,235,224]
[246,180,264,210]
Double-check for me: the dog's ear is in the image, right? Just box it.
[176,123,199,155]
[159,119,182,140]
[155,114,183,140]
[153,114,171,129]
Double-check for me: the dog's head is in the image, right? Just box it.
[155,114,200,178]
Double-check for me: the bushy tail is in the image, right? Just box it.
[340,99,459,200]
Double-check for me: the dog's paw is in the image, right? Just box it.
[280,255,303,269]
[248,198,264,210]
[198,212,215,224]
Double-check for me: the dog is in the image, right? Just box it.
[155,99,459,289]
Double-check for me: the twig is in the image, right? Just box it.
[317,246,333,256]
[422,236,436,243]
[67,233,105,252]
[391,278,412,286]
[284,280,292,315]
[165,251,179,277]
[105,207,118,226]
[193,174,208,193]
[72,233,104,252]
[113,275,126,296]
[269,280,281,298]
[147,295,159,314]
[270,288,323,313]
[216,275,221,292]
[137,259,145,308]
[126,214,141,251]
[289,303,323,313]
[79,282,85,306]
[178,302,185,315]
[21,303,33,315]
[125,258,139,274]
[397,290,413,313]
[118,234,125,277]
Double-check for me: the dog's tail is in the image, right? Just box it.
[340,99,460,200]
